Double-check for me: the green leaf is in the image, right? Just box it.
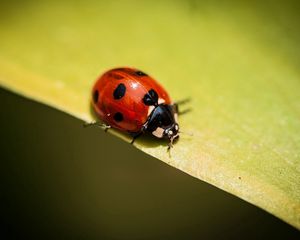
[1,0,299,229]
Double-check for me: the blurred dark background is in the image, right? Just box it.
[1,88,299,239]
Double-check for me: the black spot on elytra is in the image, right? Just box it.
[113,112,123,122]
[113,83,126,99]
[135,70,148,76]
[93,90,99,103]
[143,89,158,106]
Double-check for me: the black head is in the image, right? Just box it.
[145,104,179,142]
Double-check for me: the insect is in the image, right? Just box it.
[90,67,188,150]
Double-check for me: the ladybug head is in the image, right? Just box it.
[164,123,180,143]
[146,104,180,142]
[164,122,179,138]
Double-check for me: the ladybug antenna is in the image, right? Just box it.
[178,130,193,136]
[176,98,191,105]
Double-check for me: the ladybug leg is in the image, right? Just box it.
[130,131,143,144]
[172,103,179,113]
[177,107,191,115]
[167,139,174,158]
[167,141,173,151]
[83,121,100,127]
[172,98,191,115]
[130,125,147,144]
[103,124,112,132]
[83,121,111,132]
[175,98,191,106]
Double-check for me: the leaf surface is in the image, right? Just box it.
[0,0,299,228]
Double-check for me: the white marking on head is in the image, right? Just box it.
[168,130,173,135]
[175,124,179,131]
[147,106,155,116]
[152,127,164,138]
[158,98,165,104]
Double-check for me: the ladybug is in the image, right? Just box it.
[91,67,183,149]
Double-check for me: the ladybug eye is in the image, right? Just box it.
[143,89,158,106]
[135,71,148,77]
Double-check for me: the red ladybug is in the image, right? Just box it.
[91,67,181,149]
